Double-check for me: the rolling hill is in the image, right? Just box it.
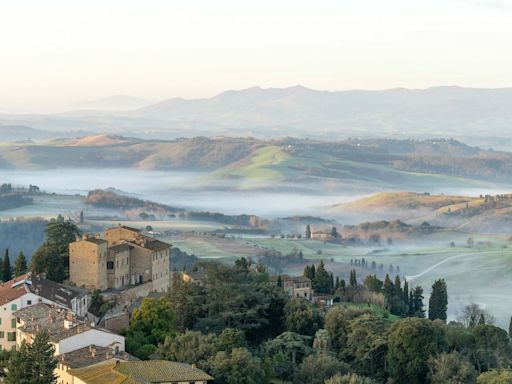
[0,135,511,192]
[333,192,512,233]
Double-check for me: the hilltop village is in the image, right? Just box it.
[0,223,333,384]
[0,217,511,384]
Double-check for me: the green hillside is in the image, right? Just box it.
[0,135,510,192]
[333,191,512,232]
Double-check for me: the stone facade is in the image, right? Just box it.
[69,235,108,291]
[280,275,313,300]
[69,225,171,293]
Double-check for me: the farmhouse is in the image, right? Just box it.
[311,230,332,240]
[277,275,313,300]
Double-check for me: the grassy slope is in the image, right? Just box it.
[171,232,512,327]
[334,192,475,212]
[333,192,512,232]
[208,146,491,191]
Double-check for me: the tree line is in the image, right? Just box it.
[119,258,512,384]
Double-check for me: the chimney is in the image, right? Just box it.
[91,347,96,357]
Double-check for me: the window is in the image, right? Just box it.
[10,304,16,311]
[107,261,114,270]
[11,319,16,328]
[27,300,32,305]
[7,332,16,342]
[0,331,4,338]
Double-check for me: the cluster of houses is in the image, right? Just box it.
[0,272,213,383]
[0,223,332,383]
[0,224,214,383]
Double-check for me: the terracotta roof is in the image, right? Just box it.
[105,225,141,233]
[60,345,136,369]
[0,274,30,305]
[15,303,114,343]
[115,360,213,382]
[83,237,108,245]
[68,360,131,384]
[141,238,170,252]
[0,273,87,309]
[109,243,133,253]
[69,359,213,383]
[271,275,311,283]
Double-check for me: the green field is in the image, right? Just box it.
[168,232,512,328]
[208,145,493,192]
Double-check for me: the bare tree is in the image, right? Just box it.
[457,303,495,329]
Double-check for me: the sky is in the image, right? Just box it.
[1,0,512,112]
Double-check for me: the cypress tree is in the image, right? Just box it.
[428,279,448,321]
[408,290,414,316]
[312,261,330,293]
[383,274,393,298]
[305,224,311,239]
[2,249,11,282]
[349,269,357,287]
[14,252,28,277]
[412,286,425,318]
[509,316,512,338]
[394,275,402,296]
[335,276,340,291]
[403,280,409,315]
[478,313,485,325]
[277,275,282,288]
[329,272,334,294]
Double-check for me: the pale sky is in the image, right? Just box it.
[1,0,512,112]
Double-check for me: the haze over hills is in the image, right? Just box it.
[70,95,156,111]
[2,86,512,149]
[332,191,512,233]
[1,135,512,193]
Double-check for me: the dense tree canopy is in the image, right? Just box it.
[386,318,447,384]
[5,332,57,384]
[29,218,80,282]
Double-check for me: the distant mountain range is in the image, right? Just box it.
[1,86,512,148]
[71,95,155,111]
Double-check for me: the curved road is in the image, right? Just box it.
[404,252,472,283]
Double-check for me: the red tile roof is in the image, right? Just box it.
[0,273,30,305]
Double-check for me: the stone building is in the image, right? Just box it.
[69,235,108,291]
[69,225,171,292]
[276,275,313,300]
